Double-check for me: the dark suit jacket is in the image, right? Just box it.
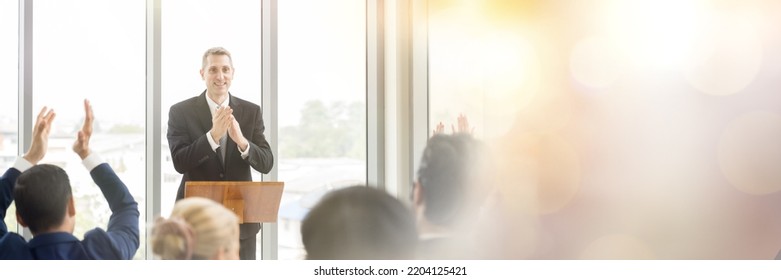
[167,91,274,238]
[0,164,140,260]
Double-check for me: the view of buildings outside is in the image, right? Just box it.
[0,0,19,233]
[4,0,367,260]
[276,0,367,260]
[29,0,146,259]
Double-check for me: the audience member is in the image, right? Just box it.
[0,100,140,260]
[301,186,417,260]
[413,132,492,259]
[151,197,239,260]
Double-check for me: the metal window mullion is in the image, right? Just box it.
[261,0,278,260]
[392,0,418,205]
[145,0,162,260]
[17,0,33,240]
[367,0,385,191]
[409,0,428,201]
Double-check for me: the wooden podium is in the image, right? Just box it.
[184,181,284,223]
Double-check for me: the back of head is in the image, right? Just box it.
[416,133,488,227]
[301,186,417,260]
[14,164,72,234]
[151,197,239,260]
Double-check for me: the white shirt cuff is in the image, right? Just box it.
[13,157,34,173]
[238,143,250,159]
[206,132,220,151]
[81,153,106,171]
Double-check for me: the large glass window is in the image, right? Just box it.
[0,0,19,233]
[33,0,146,259]
[277,0,367,260]
[428,2,539,140]
[160,0,262,258]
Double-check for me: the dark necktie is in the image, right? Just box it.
[218,135,227,166]
[215,105,227,166]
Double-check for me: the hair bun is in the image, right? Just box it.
[151,216,196,259]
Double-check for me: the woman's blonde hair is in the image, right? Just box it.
[151,197,239,260]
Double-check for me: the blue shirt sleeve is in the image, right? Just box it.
[0,168,22,238]
[82,163,140,260]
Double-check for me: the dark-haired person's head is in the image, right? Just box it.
[14,164,76,235]
[414,133,486,228]
[301,186,417,260]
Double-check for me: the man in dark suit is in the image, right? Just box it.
[167,47,274,260]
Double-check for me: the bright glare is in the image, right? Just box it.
[601,0,711,70]
[684,12,763,96]
[569,36,624,89]
[430,0,781,259]
[429,6,539,139]
[478,33,539,139]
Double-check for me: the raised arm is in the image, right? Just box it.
[1,107,55,237]
[84,162,140,259]
[75,100,139,259]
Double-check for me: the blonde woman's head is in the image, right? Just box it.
[151,197,240,260]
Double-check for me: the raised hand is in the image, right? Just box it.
[72,99,94,160]
[453,113,474,135]
[432,114,474,137]
[433,122,445,135]
[209,105,233,143]
[227,117,249,151]
[23,106,56,165]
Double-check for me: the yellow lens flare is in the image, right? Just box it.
[430,8,540,139]
[600,0,712,70]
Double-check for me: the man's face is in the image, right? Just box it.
[200,54,233,97]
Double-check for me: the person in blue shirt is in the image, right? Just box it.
[0,100,139,260]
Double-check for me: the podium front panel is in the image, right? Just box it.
[185,181,284,223]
